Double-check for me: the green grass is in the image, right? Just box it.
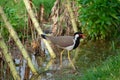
[80,50,120,80]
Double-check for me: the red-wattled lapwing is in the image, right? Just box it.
[41,32,85,70]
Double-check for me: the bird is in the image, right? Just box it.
[41,32,85,70]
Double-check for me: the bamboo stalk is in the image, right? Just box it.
[45,59,54,71]
[50,0,59,35]
[0,6,38,74]
[0,34,21,80]
[66,0,78,32]
[23,0,56,58]
[66,0,80,64]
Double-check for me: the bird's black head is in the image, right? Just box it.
[74,32,85,39]
[72,32,85,49]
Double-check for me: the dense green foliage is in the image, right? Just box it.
[0,0,26,39]
[78,0,120,39]
[80,49,120,80]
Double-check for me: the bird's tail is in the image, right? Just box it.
[41,34,47,39]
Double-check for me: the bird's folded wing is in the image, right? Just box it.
[47,36,74,48]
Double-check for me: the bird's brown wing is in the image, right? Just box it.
[47,36,74,48]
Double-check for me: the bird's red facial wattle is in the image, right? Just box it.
[79,34,85,38]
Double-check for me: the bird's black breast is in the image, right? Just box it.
[73,38,80,49]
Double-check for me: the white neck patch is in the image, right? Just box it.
[74,34,79,41]
[64,34,79,50]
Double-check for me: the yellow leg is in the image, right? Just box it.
[60,50,64,68]
[67,50,76,70]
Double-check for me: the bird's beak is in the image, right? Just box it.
[80,34,86,39]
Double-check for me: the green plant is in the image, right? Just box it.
[0,0,26,39]
[80,52,120,80]
[77,0,120,39]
